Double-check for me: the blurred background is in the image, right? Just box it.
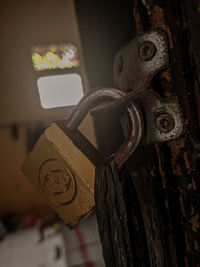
[0,0,103,266]
[0,0,96,218]
[0,0,133,265]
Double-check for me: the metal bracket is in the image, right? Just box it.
[139,90,183,143]
[121,90,184,144]
[113,29,169,94]
[113,29,184,143]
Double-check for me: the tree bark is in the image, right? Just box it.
[127,1,200,266]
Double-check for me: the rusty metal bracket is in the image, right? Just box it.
[138,90,183,143]
[113,29,169,94]
[113,29,183,143]
[121,90,184,144]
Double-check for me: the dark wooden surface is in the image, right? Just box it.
[75,0,200,266]
[127,1,200,266]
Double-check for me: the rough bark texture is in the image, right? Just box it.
[127,1,200,266]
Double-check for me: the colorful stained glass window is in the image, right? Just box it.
[31,43,80,71]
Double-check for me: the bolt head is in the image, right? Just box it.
[155,113,175,133]
[138,41,156,61]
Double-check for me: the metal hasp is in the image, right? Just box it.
[113,29,184,143]
[120,90,183,144]
[113,29,169,93]
[139,90,183,144]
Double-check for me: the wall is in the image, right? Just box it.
[0,125,53,216]
[0,0,95,217]
[0,0,89,124]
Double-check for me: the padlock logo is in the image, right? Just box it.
[39,159,77,206]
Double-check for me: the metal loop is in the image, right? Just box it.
[66,88,124,130]
[114,102,143,169]
[66,88,143,169]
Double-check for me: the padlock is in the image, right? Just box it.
[22,88,143,229]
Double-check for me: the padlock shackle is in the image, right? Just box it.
[66,88,124,130]
[66,88,143,169]
[114,103,143,169]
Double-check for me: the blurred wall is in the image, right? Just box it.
[0,0,89,123]
[0,0,95,217]
[0,125,53,216]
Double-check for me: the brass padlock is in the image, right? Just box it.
[22,88,142,228]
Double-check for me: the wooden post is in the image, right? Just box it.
[127,1,200,266]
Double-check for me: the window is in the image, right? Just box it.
[31,43,79,71]
[37,74,84,109]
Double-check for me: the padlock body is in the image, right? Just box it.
[22,122,96,228]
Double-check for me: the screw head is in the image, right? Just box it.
[138,41,156,61]
[155,113,175,133]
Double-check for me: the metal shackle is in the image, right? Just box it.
[66,88,143,169]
